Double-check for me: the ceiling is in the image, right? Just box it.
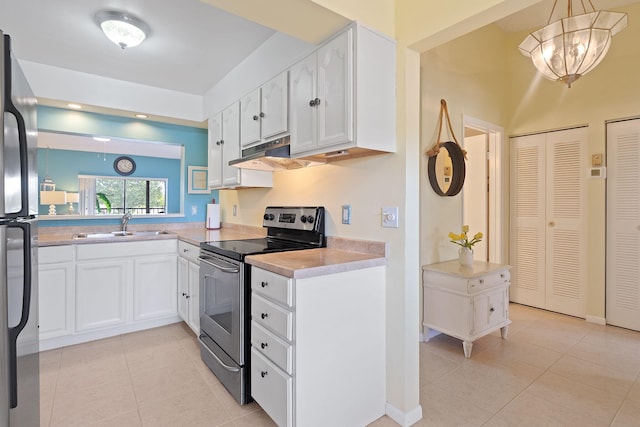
[1,0,637,114]
[0,0,276,96]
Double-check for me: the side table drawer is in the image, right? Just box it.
[468,270,510,293]
[251,348,292,427]
[251,321,293,374]
[252,294,293,341]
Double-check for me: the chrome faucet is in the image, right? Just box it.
[121,211,133,232]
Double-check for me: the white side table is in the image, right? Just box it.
[422,260,511,357]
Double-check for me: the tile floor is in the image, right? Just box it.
[40,303,640,426]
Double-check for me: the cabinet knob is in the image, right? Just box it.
[261,371,268,378]
[185,295,190,299]
[183,249,188,253]
[215,140,220,146]
[261,313,269,319]
[309,98,321,107]
[253,115,259,121]
[260,112,265,118]
[479,279,484,284]
[182,292,187,297]
[500,273,505,278]
[261,342,268,349]
[261,281,268,288]
[489,307,495,313]
[549,221,555,227]
[220,139,224,145]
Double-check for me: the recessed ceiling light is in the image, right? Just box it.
[95,10,151,49]
[135,114,148,119]
[67,103,82,109]
[93,137,111,142]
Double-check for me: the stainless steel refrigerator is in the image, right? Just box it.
[0,31,39,427]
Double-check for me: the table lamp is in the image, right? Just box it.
[40,191,67,215]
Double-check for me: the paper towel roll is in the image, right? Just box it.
[206,204,220,229]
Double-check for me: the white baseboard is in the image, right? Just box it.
[385,402,423,426]
[586,315,606,325]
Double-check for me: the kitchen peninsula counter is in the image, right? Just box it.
[246,237,387,279]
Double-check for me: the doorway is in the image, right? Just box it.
[462,116,504,264]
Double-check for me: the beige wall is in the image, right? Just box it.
[421,2,640,320]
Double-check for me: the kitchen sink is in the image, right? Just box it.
[72,230,171,239]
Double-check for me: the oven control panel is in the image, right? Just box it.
[262,206,325,232]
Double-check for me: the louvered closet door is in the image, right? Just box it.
[606,119,640,331]
[510,133,546,308]
[510,128,587,317]
[544,128,587,317]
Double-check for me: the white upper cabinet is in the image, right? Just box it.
[290,24,395,158]
[240,71,289,147]
[208,102,273,189]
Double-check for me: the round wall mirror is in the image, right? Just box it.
[427,141,466,196]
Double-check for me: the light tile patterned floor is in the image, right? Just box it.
[40,304,640,426]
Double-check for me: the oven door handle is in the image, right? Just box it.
[198,336,241,373]
[198,256,240,273]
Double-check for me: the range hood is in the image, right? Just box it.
[229,136,325,171]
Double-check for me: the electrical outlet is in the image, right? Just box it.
[233,204,237,216]
[342,205,351,224]
[191,205,197,215]
[381,207,399,228]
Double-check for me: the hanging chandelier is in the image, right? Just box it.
[518,0,627,88]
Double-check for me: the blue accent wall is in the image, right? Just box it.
[38,106,216,227]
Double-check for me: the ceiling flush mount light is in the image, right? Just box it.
[95,10,150,49]
[135,114,148,119]
[67,103,82,109]
[519,0,627,87]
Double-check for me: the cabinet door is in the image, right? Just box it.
[133,255,177,321]
[222,102,241,187]
[39,263,74,339]
[261,71,288,140]
[187,260,200,334]
[472,288,507,335]
[289,53,318,154]
[177,256,189,323]
[76,260,128,331]
[317,29,353,148]
[208,113,223,188]
[240,88,261,147]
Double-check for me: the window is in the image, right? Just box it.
[79,175,168,215]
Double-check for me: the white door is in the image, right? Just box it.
[208,113,222,188]
[261,71,289,140]
[240,88,261,147]
[290,53,317,154]
[317,29,353,148]
[510,127,587,317]
[606,119,640,331]
[222,102,241,187]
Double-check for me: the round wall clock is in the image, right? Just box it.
[114,156,136,176]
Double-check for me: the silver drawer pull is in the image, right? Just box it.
[198,336,240,373]
[500,273,505,278]
[261,342,268,349]
[479,279,484,284]
[261,281,268,288]
[261,371,268,378]
[261,313,269,319]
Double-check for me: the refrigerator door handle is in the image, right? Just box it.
[3,37,30,219]
[7,222,31,409]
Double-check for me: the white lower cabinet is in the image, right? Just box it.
[177,240,200,334]
[250,265,386,427]
[38,240,180,350]
[422,260,511,358]
[38,246,75,340]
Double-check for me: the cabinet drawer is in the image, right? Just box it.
[251,348,292,427]
[252,294,293,341]
[252,267,293,307]
[178,240,200,263]
[39,245,74,264]
[251,321,293,374]
[468,270,510,293]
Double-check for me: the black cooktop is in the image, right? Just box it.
[200,238,314,261]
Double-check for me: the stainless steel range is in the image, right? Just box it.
[198,206,325,404]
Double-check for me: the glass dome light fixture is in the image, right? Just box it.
[518,0,627,88]
[95,10,150,49]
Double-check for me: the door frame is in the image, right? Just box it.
[462,116,505,264]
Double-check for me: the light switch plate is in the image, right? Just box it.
[342,205,351,224]
[382,207,399,228]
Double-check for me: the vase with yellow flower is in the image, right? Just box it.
[448,225,483,266]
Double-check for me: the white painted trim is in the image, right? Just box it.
[586,315,606,325]
[385,402,423,427]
